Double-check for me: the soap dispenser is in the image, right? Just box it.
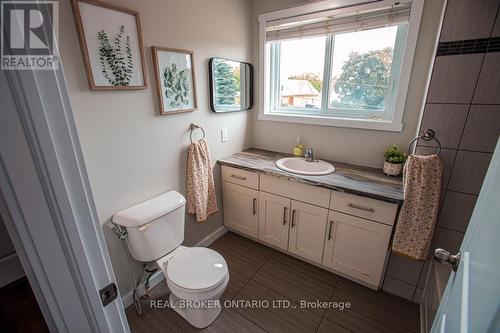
[293,135,304,157]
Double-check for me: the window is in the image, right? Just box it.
[259,0,424,131]
[277,36,326,109]
[328,27,399,119]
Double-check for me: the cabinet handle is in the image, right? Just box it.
[283,207,287,225]
[291,209,296,228]
[252,198,257,215]
[231,174,246,181]
[347,203,375,213]
[328,221,333,241]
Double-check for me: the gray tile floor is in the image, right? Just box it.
[126,232,419,333]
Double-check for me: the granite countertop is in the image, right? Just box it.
[217,148,404,204]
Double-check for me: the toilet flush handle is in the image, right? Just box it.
[138,223,152,231]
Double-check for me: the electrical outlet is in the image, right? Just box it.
[221,128,228,142]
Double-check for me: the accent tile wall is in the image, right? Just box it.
[383,0,500,302]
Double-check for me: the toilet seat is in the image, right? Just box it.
[166,247,228,291]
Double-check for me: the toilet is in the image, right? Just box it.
[112,191,229,328]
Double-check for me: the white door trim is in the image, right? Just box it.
[0,20,129,333]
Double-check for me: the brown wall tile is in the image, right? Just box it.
[386,253,424,285]
[419,104,469,149]
[440,0,499,42]
[413,288,424,304]
[448,151,493,194]
[430,227,465,254]
[437,191,477,232]
[417,260,431,288]
[473,53,500,104]
[460,105,500,153]
[492,11,500,37]
[427,54,483,104]
[382,277,416,301]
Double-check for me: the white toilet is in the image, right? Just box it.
[112,191,229,328]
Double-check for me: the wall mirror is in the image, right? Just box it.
[209,57,253,112]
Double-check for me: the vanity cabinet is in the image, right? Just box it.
[220,164,398,289]
[260,174,330,208]
[221,166,259,190]
[330,191,397,226]
[258,191,328,263]
[258,192,291,250]
[322,211,392,286]
[288,200,328,264]
[222,181,259,238]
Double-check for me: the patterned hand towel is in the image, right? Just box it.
[392,154,442,260]
[186,138,218,222]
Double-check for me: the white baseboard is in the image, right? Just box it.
[195,225,227,247]
[121,225,228,308]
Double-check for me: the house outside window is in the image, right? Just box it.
[281,79,321,108]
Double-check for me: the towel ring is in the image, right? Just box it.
[408,129,442,155]
[189,123,206,143]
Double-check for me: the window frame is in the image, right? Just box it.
[258,0,425,132]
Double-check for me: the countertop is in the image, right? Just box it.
[217,149,404,204]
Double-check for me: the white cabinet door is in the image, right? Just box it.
[288,200,328,264]
[322,211,392,287]
[258,192,291,250]
[222,181,259,238]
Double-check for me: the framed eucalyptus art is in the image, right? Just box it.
[151,47,197,115]
[71,0,147,90]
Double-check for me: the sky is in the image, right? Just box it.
[278,26,398,85]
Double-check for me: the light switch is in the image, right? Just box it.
[221,128,228,142]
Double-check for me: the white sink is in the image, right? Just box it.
[275,157,335,176]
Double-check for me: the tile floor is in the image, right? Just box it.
[126,231,419,333]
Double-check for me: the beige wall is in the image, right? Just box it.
[59,0,253,295]
[250,0,446,168]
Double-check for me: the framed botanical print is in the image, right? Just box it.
[151,47,197,115]
[71,0,147,90]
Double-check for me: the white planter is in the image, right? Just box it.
[383,161,403,176]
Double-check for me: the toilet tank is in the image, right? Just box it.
[112,191,186,262]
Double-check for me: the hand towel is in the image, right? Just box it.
[392,154,442,260]
[186,138,218,222]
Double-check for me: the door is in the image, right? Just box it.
[0,37,129,331]
[222,182,259,238]
[258,192,291,250]
[322,211,392,287]
[427,140,500,333]
[288,200,328,263]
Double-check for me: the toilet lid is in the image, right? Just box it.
[167,247,228,290]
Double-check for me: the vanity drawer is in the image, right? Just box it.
[221,165,259,190]
[330,191,397,226]
[260,174,331,208]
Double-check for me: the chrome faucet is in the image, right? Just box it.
[304,148,314,162]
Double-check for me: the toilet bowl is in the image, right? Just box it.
[156,246,229,328]
[112,191,229,328]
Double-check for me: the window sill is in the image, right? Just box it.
[258,111,403,132]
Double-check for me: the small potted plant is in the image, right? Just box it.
[383,145,407,176]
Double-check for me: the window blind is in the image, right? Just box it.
[265,2,411,42]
